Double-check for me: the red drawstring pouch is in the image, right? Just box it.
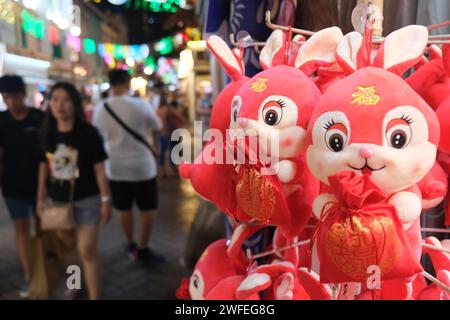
[234,137,294,235]
[312,171,423,284]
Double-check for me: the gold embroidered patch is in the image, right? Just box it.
[236,167,276,223]
[250,77,269,92]
[325,216,398,281]
[351,86,381,105]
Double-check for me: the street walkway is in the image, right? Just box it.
[0,178,200,300]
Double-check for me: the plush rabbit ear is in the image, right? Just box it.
[207,35,245,81]
[294,27,343,76]
[274,272,295,300]
[232,48,246,75]
[336,31,367,75]
[289,35,306,66]
[429,45,443,60]
[236,273,272,299]
[260,30,286,69]
[297,268,333,300]
[371,25,429,76]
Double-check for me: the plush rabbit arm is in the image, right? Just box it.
[207,35,245,81]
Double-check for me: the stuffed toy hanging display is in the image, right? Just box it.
[231,27,343,239]
[305,25,440,285]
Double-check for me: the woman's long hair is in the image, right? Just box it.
[40,82,86,153]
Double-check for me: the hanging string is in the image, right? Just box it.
[422,271,450,293]
[248,239,311,260]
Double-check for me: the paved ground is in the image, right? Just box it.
[0,178,202,300]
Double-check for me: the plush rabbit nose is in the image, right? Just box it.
[359,145,374,158]
[238,118,248,128]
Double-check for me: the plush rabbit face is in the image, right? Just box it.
[234,28,343,160]
[306,26,439,195]
[235,65,320,158]
[189,240,246,300]
[307,67,439,195]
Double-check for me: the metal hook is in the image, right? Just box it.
[265,10,315,36]
[229,33,266,48]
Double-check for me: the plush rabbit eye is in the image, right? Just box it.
[324,122,348,152]
[262,100,284,126]
[386,117,412,149]
[192,275,199,288]
[230,96,242,125]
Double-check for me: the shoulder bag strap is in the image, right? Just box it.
[103,102,158,158]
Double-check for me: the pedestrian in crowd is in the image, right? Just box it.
[157,99,185,178]
[0,75,45,298]
[37,82,112,300]
[93,70,164,264]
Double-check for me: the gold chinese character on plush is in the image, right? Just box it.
[250,77,269,92]
[351,86,381,105]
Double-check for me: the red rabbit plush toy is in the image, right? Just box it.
[407,45,450,110]
[179,35,249,215]
[176,239,267,300]
[306,26,439,288]
[232,27,343,239]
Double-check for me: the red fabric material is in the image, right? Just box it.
[312,171,423,283]
[407,45,450,110]
[176,277,191,300]
[437,96,450,154]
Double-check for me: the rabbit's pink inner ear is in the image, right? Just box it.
[443,45,450,77]
[207,35,243,81]
[429,45,443,60]
[295,26,343,75]
[260,30,286,69]
[372,25,429,76]
[232,48,245,75]
[335,31,364,75]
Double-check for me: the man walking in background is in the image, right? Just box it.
[93,70,164,264]
[0,75,44,298]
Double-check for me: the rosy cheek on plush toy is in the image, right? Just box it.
[305,26,439,286]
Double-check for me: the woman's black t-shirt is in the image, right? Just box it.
[41,122,108,202]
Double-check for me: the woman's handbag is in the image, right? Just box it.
[40,179,76,231]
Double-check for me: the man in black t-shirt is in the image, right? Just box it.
[0,75,44,299]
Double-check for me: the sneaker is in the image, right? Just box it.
[137,248,166,265]
[19,282,29,299]
[124,243,138,261]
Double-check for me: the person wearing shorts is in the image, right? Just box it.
[0,75,44,298]
[93,70,164,264]
[37,82,112,300]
